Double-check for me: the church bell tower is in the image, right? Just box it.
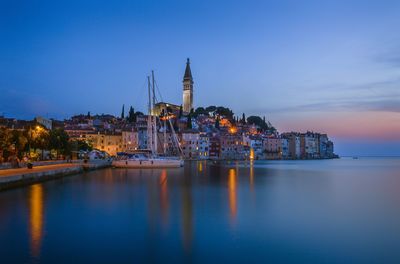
[182,58,193,113]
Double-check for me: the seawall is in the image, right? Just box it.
[0,160,112,191]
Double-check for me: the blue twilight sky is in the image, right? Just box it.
[1,0,400,156]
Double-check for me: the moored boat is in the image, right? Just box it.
[112,71,184,169]
[112,151,183,168]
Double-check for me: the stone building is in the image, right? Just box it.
[182,58,194,113]
[122,130,139,152]
[86,133,123,156]
[263,136,281,160]
[220,133,244,160]
[180,130,200,159]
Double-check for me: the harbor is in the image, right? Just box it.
[1,158,400,263]
[0,160,111,190]
[1,0,399,263]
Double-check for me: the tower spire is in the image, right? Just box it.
[183,58,192,81]
[182,58,194,113]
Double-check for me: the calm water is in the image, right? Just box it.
[1,158,400,263]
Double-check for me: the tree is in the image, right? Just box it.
[232,115,236,124]
[215,116,220,129]
[121,104,125,119]
[10,130,28,159]
[49,128,70,158]
[179,105,183,118]
[215,106,234,120]
[205,106,216,113]
[247,116,268,130]
[71,139,93,152]
[127,106,135,123]
[186,111,192,129]
[33,127,50,160]
[194,107,207,117]
[0,127,12,160]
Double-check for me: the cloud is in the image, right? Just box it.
[266,98,400,113]
[251,76,400,114]
[252,93,400,114]
[374,46,400,68]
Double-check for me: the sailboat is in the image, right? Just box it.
[112,71,184,168]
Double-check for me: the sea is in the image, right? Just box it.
[1,157,399,263]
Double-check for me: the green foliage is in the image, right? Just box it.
[179,105,183,118]
[215,116,220,129]
[247,115,272,130]
[127,106,136,123]
[121,104,125,119]
[215,106,233,119]
[195,105,235,122]
[71,139,93,152]
[0,124,101,160]
[0,127,12,150]
[0,127,12,159]
[49,128,70,156]
[186,111,192,129]
[193,107,207,117]
[11,130,28,158]
[205,106,216,113]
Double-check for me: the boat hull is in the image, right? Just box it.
[112,159,184,168]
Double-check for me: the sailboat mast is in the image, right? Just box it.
[163,118,167,155]
[151,70,157,154]
[147,76,153,153]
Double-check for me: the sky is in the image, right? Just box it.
[1,0,400,156]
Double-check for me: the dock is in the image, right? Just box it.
[0,160,111,190]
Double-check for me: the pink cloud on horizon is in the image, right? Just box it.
[273,111,400,141]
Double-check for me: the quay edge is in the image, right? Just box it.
[0,160,111,191]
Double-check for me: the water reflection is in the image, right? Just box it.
[181,170,193,251]
[147,170,158,232]
[159,169,169,227]
[1,159,399,263]
[249,161,254,193]
[29,184,44,258]
[228,168,237,222]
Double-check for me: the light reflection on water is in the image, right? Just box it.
[1,158,400,263]
[228,168,237,222]
[29,184,44,259]
[159,169,169,228]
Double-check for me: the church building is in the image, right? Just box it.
[182,58,194,113]
[153,58,194,116]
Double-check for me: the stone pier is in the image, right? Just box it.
[0,160,112,190]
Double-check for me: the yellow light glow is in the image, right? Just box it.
[229,127,237,134]
[29,184,44,258]
[160,170,169,226]
[249,148,255,160]
[228,168,237,220]
[250,161,254,193]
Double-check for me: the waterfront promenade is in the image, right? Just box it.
[0,160,111,190]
